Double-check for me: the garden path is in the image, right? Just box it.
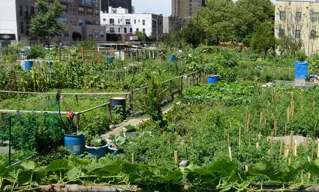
[102,104,173,139]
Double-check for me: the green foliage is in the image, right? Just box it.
[124,124,137,132]
[295,51,308,62]
[249,21,275,55]
[87,136,106,147]
[30,0,65,41]
[27,45,44,60]
[276,36,303,56]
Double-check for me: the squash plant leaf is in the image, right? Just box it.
[45,159,72,171]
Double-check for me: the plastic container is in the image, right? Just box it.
[86,145,108,158]
[295,61,308,79]
[106,56,114,65]
[208,75,219,84]
[108,145,124,155]
[23,60,33,71]
[169,54,175,62]
[110,97,126,116]
[64,134,85,156]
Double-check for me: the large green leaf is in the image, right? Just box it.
[21,161,36,170]
[45,159,72,171]
[66,167,81,182]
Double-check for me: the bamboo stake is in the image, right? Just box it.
[274,120,277,137]
[317,140,319,158]
[245,165,248,172]
[174,151,178,166]
[280,138,283,155]
[167,139,171,146]
[246,114,250,130]
[239,126,241,148]
[294,139,297,156]
[287,107,290,121]
[132,153,135,164]
[260,112,263,125]
[285,124,287,135]
[228,146,232,161]
[284,148,289,157]
[288,158,291,166]
[290,131,294,152]
[256,142,260,149]
[227,134,230,146]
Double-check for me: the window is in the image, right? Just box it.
[31,6,35,15]
[95,31,99,38]
[19,5,23,16]
[118,19,120,24]
[311,30,316,38]
[89,31,93,37]
[279,29,285,37]
[79,20,85,26]
[143,28,145,33]
[125,19,131,25]
[87,8,93,15]
[56,17,67,23]
[118,28,121,33]
[295,30,301,38]
[20,22,24,33]
[136,28,139,33]
[103,18,106,22]
[296,12,301,21]
[124,28,127,33]
[312,12,318,21]
[78,7,84,14]
[130,28,133,33]
[100,30,104,38]
[280,11,286,20]
[134,19,136,24]
[25,6,29,17]
[62,5,67,13]
[110,27,115,33]
[95,9,98,15]
[142,20,145,25]
[110,18,114,24]
[64,30,69,37]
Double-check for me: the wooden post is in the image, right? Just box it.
[246,113,250,130]
[294,139,297,156]
[58,48,61,62]
[174,151,178,167]
[288,158,291,166]
[287,107,290,121]
[132,153,135,164]
[228,146,232,161]
[317,140,319,158]
[129,86,134,113]
[167,139,171,146]
[81,47,84,61]
[256,142,260,149]
[290,131,294,152]
[180,76,183,95]
[227,134,230,146]
[75,113,80,129]
[245,165,248,172]
[260,112,263,125]
[280,138,283,155]
[274,120,277,137]
[285,124,287,135]
[107,103,112,124]
[192,73,195,87]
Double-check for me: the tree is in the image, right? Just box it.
[249,21,275,54]
[29,0,65,43]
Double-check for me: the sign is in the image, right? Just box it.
[0,34,16,40]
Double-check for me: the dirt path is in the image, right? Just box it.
[102,104,173,139]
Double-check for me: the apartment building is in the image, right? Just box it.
[100,7,163,40]
[163,16,184,34]
[275,0,319,55]
[0,0,106,44]
[101,0,133,13]
[172,0,206,19]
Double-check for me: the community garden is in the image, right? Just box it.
[1,42,319,191]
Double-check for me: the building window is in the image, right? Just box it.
[142,20,145,25]
[19,5,23,16]
[87,8,93,15]
[125,19,131,25]
[312,12,318,21]
[103,18,106,22]
[20,22,24,33]
[110,27,115,33]
[95,31,99,38]
[124,28,127,33]
[311,30,316,38]
[130,28,133,33]
[56,17,67,23]
[296,12,301,21]
[25,6,29,17]
[136,28,139,33]
[62,5,67,13]
[118,19,120,24]
[79,20,85,26]
[78,7,84,14]
[143,28,145,33]
[110,18,114,24]
[100,31,104,38]
[89,31,93,37]
[279,28,285,37]
[64,30,69,37]
[95,9,98,15]
[31,6,35,15]
[118,28,121,33]
[280,11,286,20]
[295,30,301,38]
[134,19,136,24]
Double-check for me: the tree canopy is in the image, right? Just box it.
[29,0,65,42]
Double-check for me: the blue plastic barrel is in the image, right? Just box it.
[64,134,85,156]
[110,97,126,116]
[169,55,175,62]
[295,61,308,79]
[86,145,108,158]
[106,56,114,65]
[208,75,219,84]
[23,60,33,71]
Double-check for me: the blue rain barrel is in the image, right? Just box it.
[86,145,108,159]
[208,75,219,84]
[295,61,308,79]
[110,97,126,115]
[64,134,85,156]
[106,56,114,65]
[23,60,33,71]
[169,54,175,62]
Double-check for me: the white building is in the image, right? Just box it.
[100,7,163,40]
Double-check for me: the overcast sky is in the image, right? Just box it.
[133,0,171,16]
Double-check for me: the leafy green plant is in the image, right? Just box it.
[295,51,307,62]
[87,136,106,147]
[123,124,137,132]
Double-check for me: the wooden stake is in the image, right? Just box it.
[132,153,135,164]
[317,140,319,158]
[174,151,178,166]
[227,134,230,146]
[287,107,290,121]
[246,113,250,130]
[256,142,260,149]
[290,131,294,152]
[288,158,291,166]
[228,146,232,161]
[238,126,241,148]
[308,172,311,180]
[285,124,287,135]
[294,139,297,156]
[260,112,263,125]
[284,149,289,157]
[280,138,283,155]
[167,139,171,146]
[245,165,249,172]
[258,132,262,141]
[274,120,277,137]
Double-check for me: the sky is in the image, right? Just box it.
[133,0,171,16]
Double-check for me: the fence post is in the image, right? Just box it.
[58,48,61,62]
[8,116,12,166]
[107,103,112,124]
[75,113,80,129]
[180,76,183,95]
[192,73,195,87]
[129,87,134,113]
[81,48,84,61]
